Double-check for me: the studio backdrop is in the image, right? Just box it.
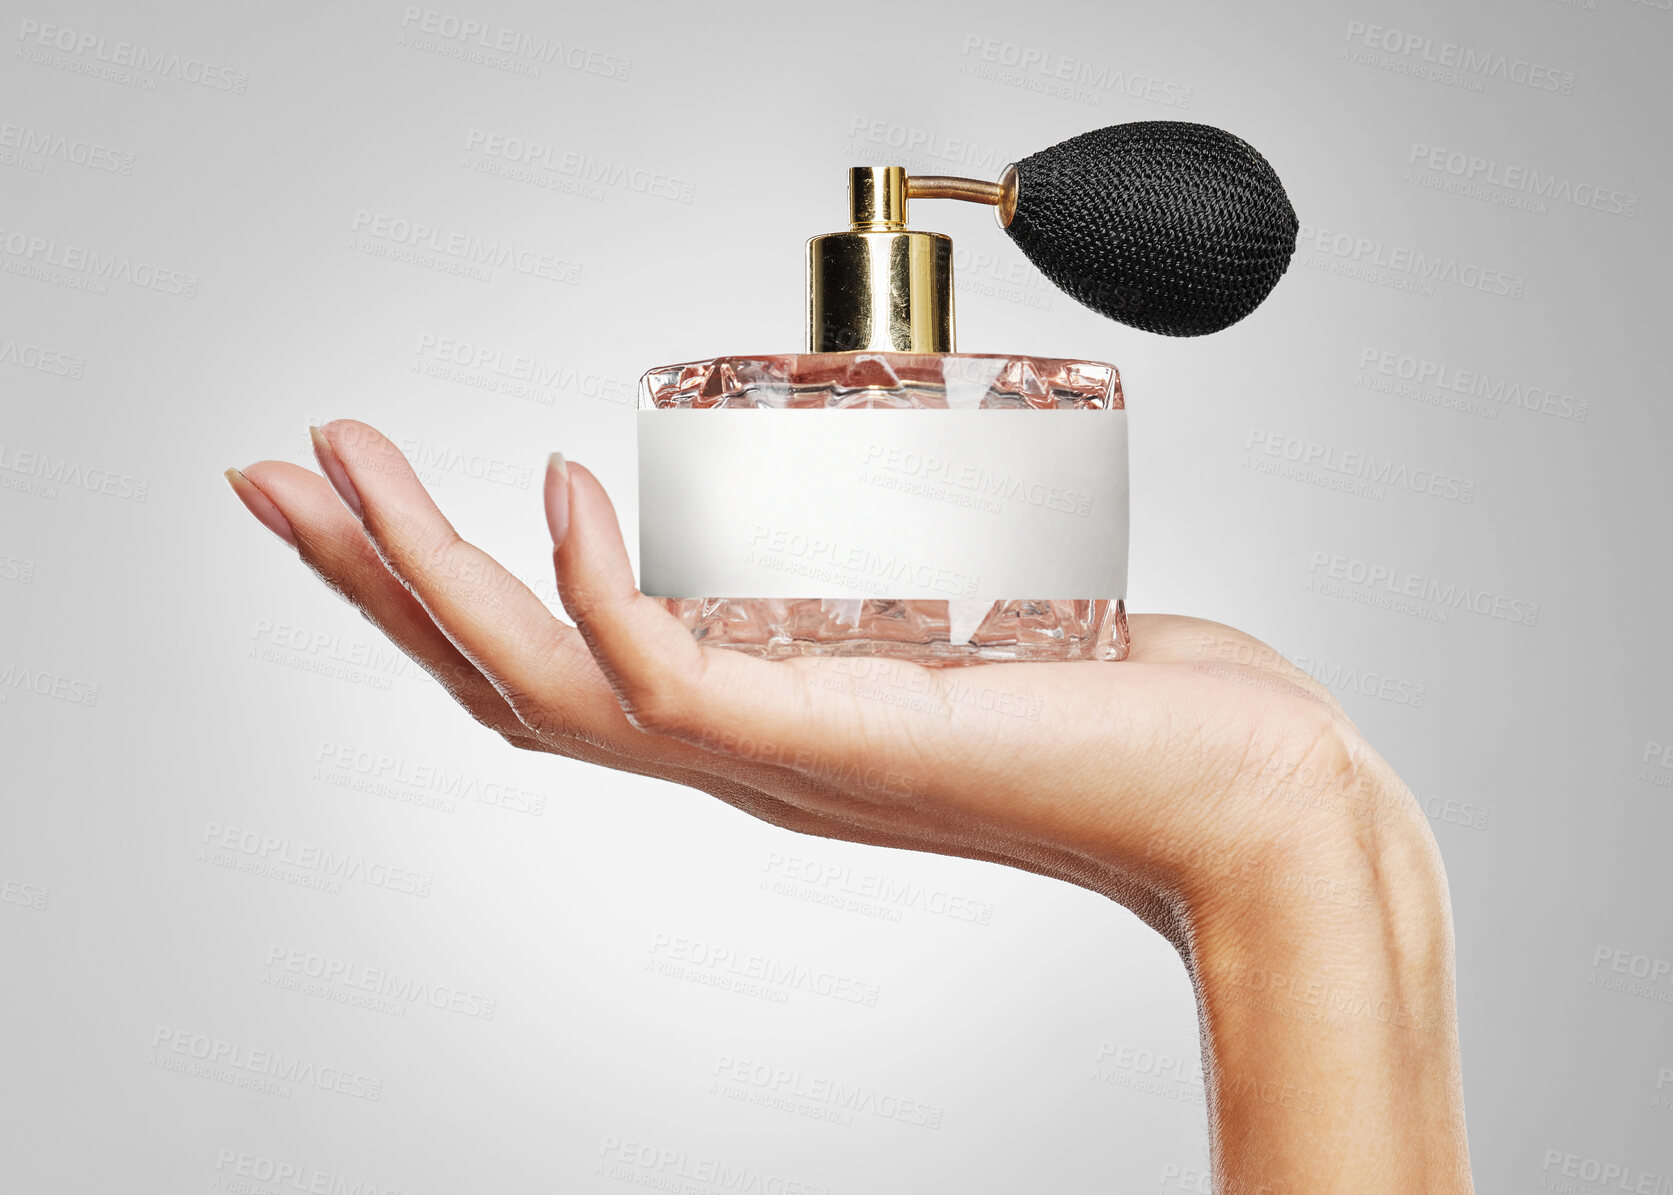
[2,1,1670,1191]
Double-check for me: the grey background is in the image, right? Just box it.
[2,1,1669,1191]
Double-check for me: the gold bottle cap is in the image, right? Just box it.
[806,165,1020,354]
[807,167,952,354]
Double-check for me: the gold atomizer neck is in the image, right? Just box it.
[806,165,1019,353]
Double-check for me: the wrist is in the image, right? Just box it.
[1187,797,1454,1011]
[1172,731,1451,987]
[1175,776,1471,1192]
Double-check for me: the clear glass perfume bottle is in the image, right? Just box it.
[638,166,1128,664]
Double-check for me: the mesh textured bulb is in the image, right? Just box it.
[1006,121,1300,336]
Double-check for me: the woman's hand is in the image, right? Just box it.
[227,419,1472,1192]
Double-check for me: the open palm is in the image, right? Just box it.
[228,419,1418,947]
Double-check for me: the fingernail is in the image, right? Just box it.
[544,452,570,546]
[224,467,298,548]
[309,425,363,520]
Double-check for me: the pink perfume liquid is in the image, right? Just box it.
[639,352,1128,664]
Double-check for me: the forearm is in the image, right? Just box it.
[1184,815,1471,1192]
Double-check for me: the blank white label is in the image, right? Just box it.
[637,408,1128,600]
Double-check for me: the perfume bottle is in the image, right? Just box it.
[636,123,1298,664]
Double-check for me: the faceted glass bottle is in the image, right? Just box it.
[639,350,1128,664]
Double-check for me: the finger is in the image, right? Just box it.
[310,420,618,746]
[554,459,832,737]
[234,460,537,743]
[239,457,784,783]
